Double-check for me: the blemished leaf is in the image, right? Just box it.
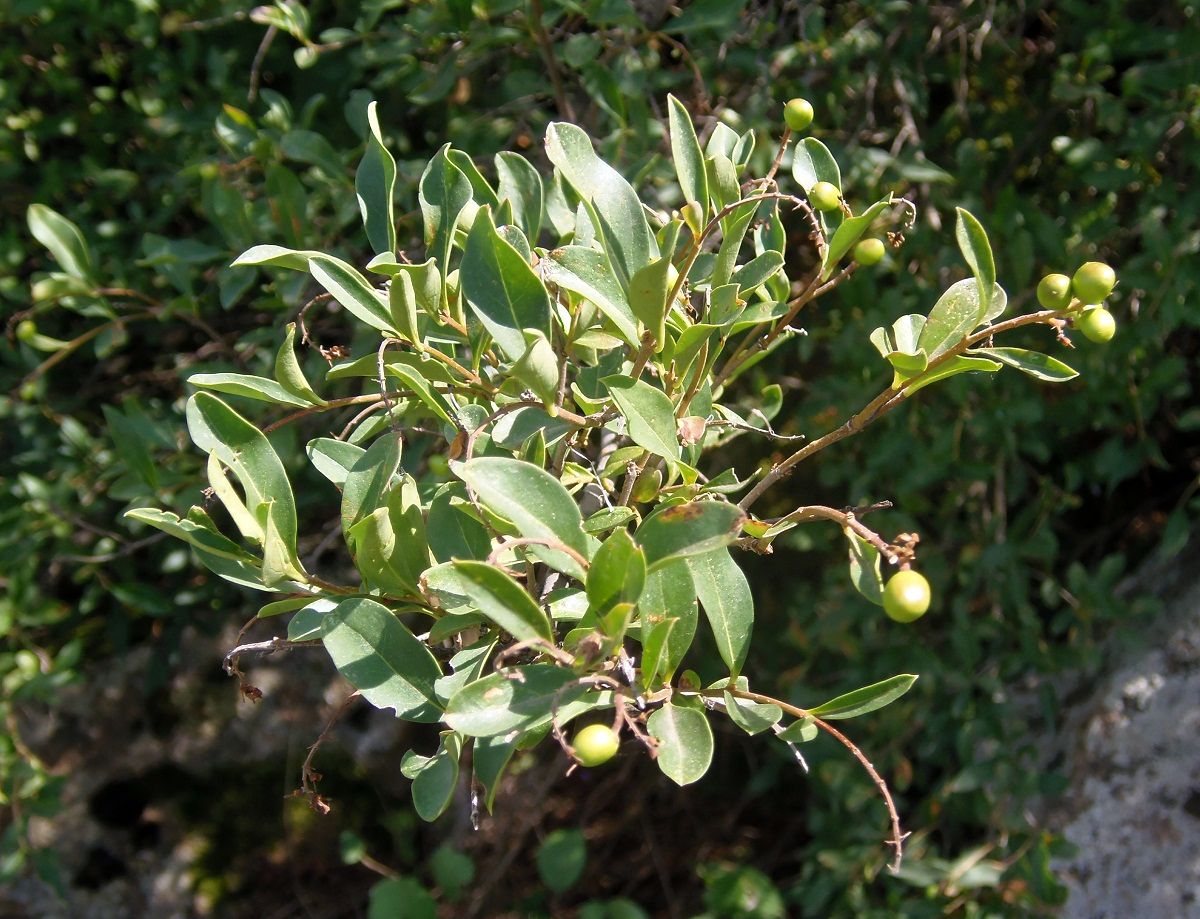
[586,528,646,619]
[308,254,397,335]
[823,196,893,279]
[495,151,544,241]
[424,561,554,643]
[635,501,745,569]
[917,279,1007,359]
[322,598,444,721]
[845,527,884,606]
[603,375,680,462]
[903,354,1002,395]
[954,207,996,321]
[419,143,472,293]
[356,101,397,256]
[541,245,639,346]
[341,434,402,534]
[687,548,753,676]
[187,372,312,407]
[537,829,587,893]
[27,204,94,282]
[402,732,461,821]
[791,137,842,193]
[976,346,1079,382]
[723,691,783,735]
[274,322,323,404]
[460,207,552,360]
[668,94,708,211]
[444,664,609,736]
[809,673,919,720]
[545,122,656,286]
[648,701,714,785]
[307,438,365,488]
[454,457,588,579]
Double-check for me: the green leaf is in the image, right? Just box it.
[206,451,263,543]
[429,845,475,902]
[668,94,708,211]
[308,254,397,335]
[545,122,656,287]
[723,691,782,735]
[455,457,588,579]
[322,598,443,721]
[586,529,646,620]
[281,129,345,181]
[460,207,552,360]
[845,528,884,606]
[954,208,996,321]
[27,204,94,282]
[639,616,678,689]
[347,485,427,597]
[356,101,397,256]
[648,701,713,785]
[472,733,518,811]
[639,561,696,684]
[231,244,325,272]
[495,151,544,241]
[341,435,402,534]
[387,360,456,426]
[401,732,461,821]
[307,438,364,487]
[426,485,492,563]
[123,507,255,565]
[822,196,892,280]
[424,561,554,643]
[187,372,312,407]
[537,829,587,893]
[975,347,1078,382]
[904,354,1002,395]
[809,673,918,720]
[687,548,753,677]
[368,877,436,919]
[419,144,472,295]
[602,375,680,462]
[444,664,605,736]
[102,406,158,490]
[730,251,784,294]
[917,279,1007,359]
[635,501,745,569]
[791,137,842,193]
[274,322,323,404]
[777,716,818,743]
[542,246,639,346]
[256,596,313,620]
[446,148,500,208]
[582,506,637,535]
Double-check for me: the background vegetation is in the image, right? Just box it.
[2,0,1196,915]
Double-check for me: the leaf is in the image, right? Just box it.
[308,254,397,335]
[582,506,637,535]
[460,207,552,360]
[231,244,325,272]
[723,691,782,735]
[187,372,313,407]
[904,354,1001,395]
[274,322,323,404]
[639,616,677,690]
[975,347,1079,382]
[648,701,713,785]
[444,664,600,736]
[917,279,1007,359]
[809,673,918,720]
[495,151,544,242]
[668,94,708,211]
[419,144,472,290]
[542,246,639,346]
[845,528,884,605]
[387,361,456,426]
[627,256,674,348]
[635,501,745,569]
[206,451,262,543]
[347,487,427,597]
[954,208,996,321]
[454,457,588,579]
[545,122,656,286]
[822,196,893,280]
[402,732,461,821]
[791,137,842,193]
[281,129,346,181]
[426,485,492,563]
[537,829,586,894]
[603,375,680,462]
[424,561,554,643]
[730,251,784,293]
[307,438,365,487]
[367,877,436,919]
[27,204,94,282]
[586,528,646,620]
[341,435,402,534]
[638,561,696,684]
[777,717,818,743]
[356,101,397,255]
[687,548,753,677]
[322,598,443,720]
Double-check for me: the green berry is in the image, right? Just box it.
[854,238,886,266]
[882,570,931,623]
[1036,273,1073,310]
[809,181,841,212]
[1071,261,1117,304]
[15,319,37,342]
[783,98,814,132]
[630,468,663,504]
[1075,307,1116,343]
[572,723,619,767]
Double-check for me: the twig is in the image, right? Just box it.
[248,25,277,104]
[527,0,574,121]
[222,636,323,676]
[294,691,362,814]
[486,536,590,573]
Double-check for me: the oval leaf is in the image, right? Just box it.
[424,560,554,643]
[648,701,713,786]
[809,673,918,720]
[603,375,681,462]
[635,501,745,569]
[686,548,753,677]
[975,346,1078,382]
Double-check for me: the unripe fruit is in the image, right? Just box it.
[808,181,841,212]
[1036,273,1073,310]
[572,723,619,767]
[1075,307,1116,343]
[882,570,931,623]
[1071,261,1116,304]
[783,98,814,132]
[630,468,663,504]
[854,238,886,266]
[15,319,37,342]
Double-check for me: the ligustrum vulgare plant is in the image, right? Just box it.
[128,95,1120,870]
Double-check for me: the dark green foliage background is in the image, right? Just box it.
[2,0,1195,915]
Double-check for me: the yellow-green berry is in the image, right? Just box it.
[1036,273,1073,310]
[783,98,814,132]
[854,238,886,266]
